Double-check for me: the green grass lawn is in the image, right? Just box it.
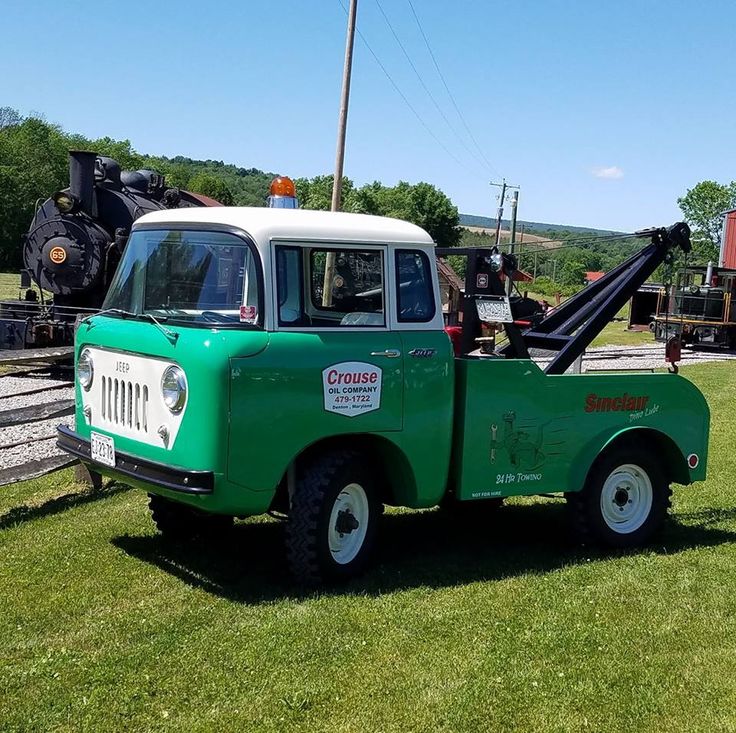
[589,318,653,348]
[0,272,24,301]
[2,363,735,732]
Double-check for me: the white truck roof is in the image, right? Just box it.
[134,206,435,248]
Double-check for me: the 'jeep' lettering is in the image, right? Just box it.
[585,393,650,413]
[323,362,383,417]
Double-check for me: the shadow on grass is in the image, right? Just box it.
[112,501,736,604]
[0,481,131,530]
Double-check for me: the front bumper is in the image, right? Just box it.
[57,425,214,495]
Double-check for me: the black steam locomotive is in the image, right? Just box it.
[0,151,217,349]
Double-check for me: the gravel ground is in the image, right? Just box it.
[533,344,736,373]
[0,372,74,470]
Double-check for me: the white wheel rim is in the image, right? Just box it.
[328,482,370,565]
[600,463,653,534]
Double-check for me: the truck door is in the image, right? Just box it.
[392,247,455,505]
[244,242,404,435]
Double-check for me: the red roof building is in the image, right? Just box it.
[585,271,605,284]
[720,209,736,269]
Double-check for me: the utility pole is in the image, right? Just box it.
[508,190,519,245]
[490,180,520,247]
[323,0,357,306]
[490,180,520,294]
[331,0,357,212]
[491,180,507,247]
[552,259,558,283]
[506,189,520,295]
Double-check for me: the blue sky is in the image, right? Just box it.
[2,0,734,231]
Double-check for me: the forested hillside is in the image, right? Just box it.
[0,108,462,269]
[0,108,277,269]
[0,107,693,289]
[459,213,620,237]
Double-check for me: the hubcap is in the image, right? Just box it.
[328,482,369,565]
[600,463,653,534]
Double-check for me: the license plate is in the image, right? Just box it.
[476,296,514,323]
[91,431,116,468]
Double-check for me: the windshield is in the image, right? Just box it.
[103,229,260,327]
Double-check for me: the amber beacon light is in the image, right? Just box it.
[267,176,299,209]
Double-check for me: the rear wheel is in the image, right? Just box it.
[568,445,671,548]
[148,494,233,540]
[286,450,381,584]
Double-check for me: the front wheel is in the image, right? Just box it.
[286,451,381,584]
[568,446,671,548]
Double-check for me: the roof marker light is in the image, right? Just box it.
[267,176,299,209]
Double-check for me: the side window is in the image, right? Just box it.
[276,246,303,326]
[396,250,435,323]
[309,249,385,327]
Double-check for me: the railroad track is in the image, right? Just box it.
[0,347,76,486]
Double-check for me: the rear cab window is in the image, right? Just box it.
[395,249,436,323]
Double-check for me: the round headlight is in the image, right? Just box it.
[52,191,77,214]
[78,349,93,390]
[161,366,187,413]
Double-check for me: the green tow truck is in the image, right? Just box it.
[58,206,709,583]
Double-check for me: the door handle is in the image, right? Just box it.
[370,349,401,358]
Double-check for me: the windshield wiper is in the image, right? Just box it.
[83,308,179,345]
[140,312,179,345]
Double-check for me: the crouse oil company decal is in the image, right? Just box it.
[322,362,382,417]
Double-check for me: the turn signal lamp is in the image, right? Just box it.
[267,176,299,209]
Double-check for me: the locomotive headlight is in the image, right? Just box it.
[77,349,94,390]
[52,191,77,214]
[161,366,187,413]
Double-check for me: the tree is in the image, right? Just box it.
[0,107,22,129]
[405,181,461,247]
[559,260,586,286]
[299,176,461,246]
[0,114,70,268]
[294,175,357,211]
[677,180,736,263]
[186,173,234,206]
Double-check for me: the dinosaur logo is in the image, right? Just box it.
[490,410,570,471]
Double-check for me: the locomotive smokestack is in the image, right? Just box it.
[69,150,98,216]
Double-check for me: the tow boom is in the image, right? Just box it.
[437,221,691,373]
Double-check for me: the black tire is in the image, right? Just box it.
[148,494,233,541]
[285,450,381,585]
[567,443,671,549]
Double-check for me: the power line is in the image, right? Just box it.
[336,0,472,174]
[485,229,639,251]
[406,0,503,179]
[513,233,642,256]
[373,0,492,177]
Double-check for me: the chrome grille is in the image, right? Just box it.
[101,376,149,432]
